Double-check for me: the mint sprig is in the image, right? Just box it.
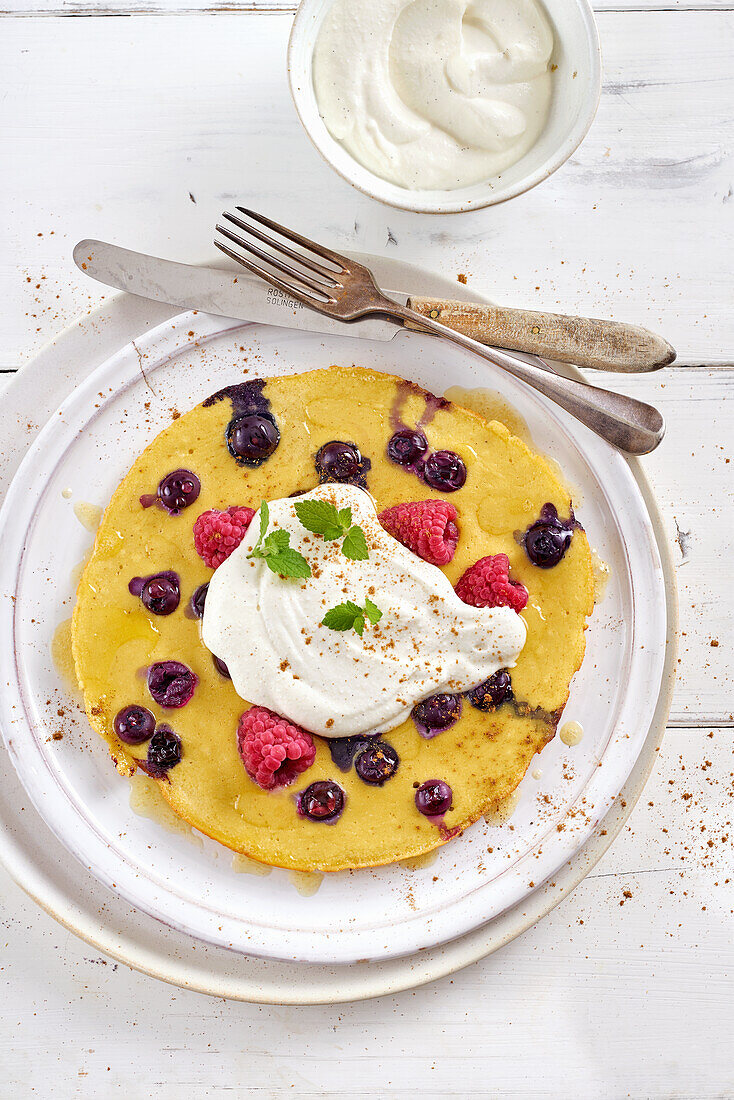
[294,499,369,562]
[322,596,383,637]
[248,501,311,580]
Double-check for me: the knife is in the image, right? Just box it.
[73,240,675,372]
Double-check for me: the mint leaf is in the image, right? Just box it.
[256,501,269,548]
[264,546,312,579]
[260,528,289,556]
[295,499,347,537]
[322,601,363,631]
[364,597,382,625]
[295,499,369,559]
[322,597,382,636]
[342,525,369,561]
[247,504,311,579]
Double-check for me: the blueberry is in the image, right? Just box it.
[113,704,156,745]
[523,504,575,568]
[387,429,428,467]
[423,450,467,492]
[147,725,182,771]
[355,742,399,785]
[147,661,198,708]
[157,469,201,515]
[412,693,462,736]
[140,574,180,616]
[227,414,280,466]
[415,779,453,817]
[315,441,361,482]
[465,670,513,712]
[298,780,345,822]
[212,655,231,678]
[524,523,572,568]
[190,583,209,619]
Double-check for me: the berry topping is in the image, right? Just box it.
[113,704,156,745]
[193,506,256,569]
[378,499,459,566]
[155,469,201,515]
[415,779,453,817]
[411,693,462,737]
[523,503,575,568]
[315,441,370,486]
[422,450,467,492]
[190,582,209,619]
[455,553,529,612]
[237,705,316,790]
[147,725,182,771]
[147,661,198,708]
[212,655,231,678]
[227,414,280,467]
[297,780,346,823]
[387,428,428,467]
[355,742,400,785]
[465,669,513,711]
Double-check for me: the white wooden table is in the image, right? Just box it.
[1,1,732,1096]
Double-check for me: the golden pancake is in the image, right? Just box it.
[72,367,594,871]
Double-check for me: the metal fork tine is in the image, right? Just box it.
[213,240,329,306]
[224,210,341,287]
[236,207,349,273]
[215,224,333,303]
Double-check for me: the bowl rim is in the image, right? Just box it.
[287,0,603,214]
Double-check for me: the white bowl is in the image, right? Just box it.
[288,0,602,214]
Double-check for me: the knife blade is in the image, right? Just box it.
[73,239,405,342]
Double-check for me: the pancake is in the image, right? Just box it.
[72,366,594,871]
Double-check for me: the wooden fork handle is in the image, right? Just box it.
[405,297,676,373]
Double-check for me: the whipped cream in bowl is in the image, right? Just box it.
[313,0,554,192]
[202,484,526,739]
[288,0,601,212]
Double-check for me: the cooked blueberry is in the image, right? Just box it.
[415,779,453,817]
[147,725,182,770]
[190,582,209,619]
[315,441,361,482]
[387,429,428,467]
[524,521,572,567]
[355,742,399,785]
[140,573,180,616]
[412,692,462,735]
[212,655,231,678]
[157,469,201,515]
[147,660,198,708]
[297,779,345,822]
[422,450,467,492]
[227,414,280,466]
[465,670,513,711]
[113,704,155,745]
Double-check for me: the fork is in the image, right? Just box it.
[214,209,665,455]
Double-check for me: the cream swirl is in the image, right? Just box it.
[312,0,554,190]
[202,484,525,738]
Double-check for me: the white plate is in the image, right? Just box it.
[0,297,668,966]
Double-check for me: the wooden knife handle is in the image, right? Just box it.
[405,297,676,372]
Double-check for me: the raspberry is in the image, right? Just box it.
[455,553,529,613]
[237,706,316,790]
[378,499,459,566]
[193,506,255,569]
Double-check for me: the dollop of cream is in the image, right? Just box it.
[202,484,526,738]
[312,0,554,191]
